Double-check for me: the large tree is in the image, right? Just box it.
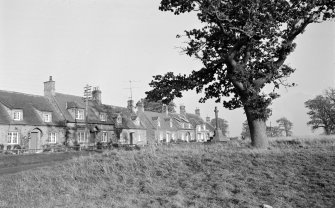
[305,90,335,135]
[276,117,293,137]
[141,98,176,113]
[210,118,229,136]
[146,0,335,148]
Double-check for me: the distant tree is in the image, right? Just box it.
[276,117,293,137]
[146,0,335,148]
[305,90,335,135]
[142,98,176,113]
[266,126,283,137]
[210,118,229,136]
[241,120,250,139]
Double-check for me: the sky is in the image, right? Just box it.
[0,0,334,137]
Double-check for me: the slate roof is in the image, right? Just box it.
[137,111,178,131]
[103,105,146,130]
[169,113,194,130]
[186,113,206,127]
[0,90,64,126]
[53,93,114,125]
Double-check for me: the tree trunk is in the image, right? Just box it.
[245,107,268,148]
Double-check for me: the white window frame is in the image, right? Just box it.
[138,133,141,142]
[13,110,22,121]
[75,109,85,120]
[181,123,185,128]
[170,120,173,128]
[43,112,52,122]
[157,121,161,127]
[7,132,19,144]
[197,125,201,131]
[48,132,57,143]
[101,131,108,142]
[100,113,107,121]
[77,131,86,143]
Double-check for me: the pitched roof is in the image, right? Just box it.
[137,110,178,131]
[186,113,206,126]
[102,105,146,129]
[53,93,114,125]
[169,113,194,130]
[0,90,64,126]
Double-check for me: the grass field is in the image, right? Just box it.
[0,136,334,208]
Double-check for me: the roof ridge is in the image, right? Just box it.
[0,89,44,98]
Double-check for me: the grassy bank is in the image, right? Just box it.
[0,137,334,208]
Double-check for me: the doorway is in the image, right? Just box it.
[29,132,39,150]
[129,132,134,145]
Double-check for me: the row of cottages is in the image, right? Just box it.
[0,76,215,149]
[0,77,147,150]
[134,100,215,144]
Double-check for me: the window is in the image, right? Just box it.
[48,133,57,143]
[100,113,107,121]
[101,132,108,142]
[43,112,52,122]
[13,110,22,121]
[157,121,161,127]
[188,124,192,128]
[77,132,86,142]
[202,124,206,130]
[170,120,173,128]
[7,132,19,144]
[75,109,85,120]
[159,132,163,140]
[181,123,185,128]
[197,125,201,131]
[138,133,141,142]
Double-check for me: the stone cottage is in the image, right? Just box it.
[43,77,115,147]
[0,90,66,150]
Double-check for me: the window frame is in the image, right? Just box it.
[13,110,22,121]
[75,109,85,120]
[101,131,108,142]
[43,112,52,122]
[100,113,107,122]
[48,132,57,143]
[77,131,86,143]
[7,132,19,144]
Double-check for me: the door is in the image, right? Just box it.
[129,133,134,145]
[29,132,39,150]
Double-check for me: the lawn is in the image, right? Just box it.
[0,137,334,208]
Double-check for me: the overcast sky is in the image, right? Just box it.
[0,0,334,137]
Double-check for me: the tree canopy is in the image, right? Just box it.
[305,89,335,135]
[146,0,335,147]
[141,98,176,113]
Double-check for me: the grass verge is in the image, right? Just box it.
[0,137,334,208]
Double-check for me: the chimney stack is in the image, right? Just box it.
[180,105,186,115]
[92,87,102,104]
[136,100,144,113]
[195,108,200,116]
[44,76,55,96]
[127,100,135,113]
[206,116,211,123]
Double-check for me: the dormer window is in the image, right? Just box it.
[13,110,23,121]
[75,109,85,120]
[157,120,161,127]
[170,120,173,128]
[100,113,107,121]
[43,112,52,122]
[117,115,122,124]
